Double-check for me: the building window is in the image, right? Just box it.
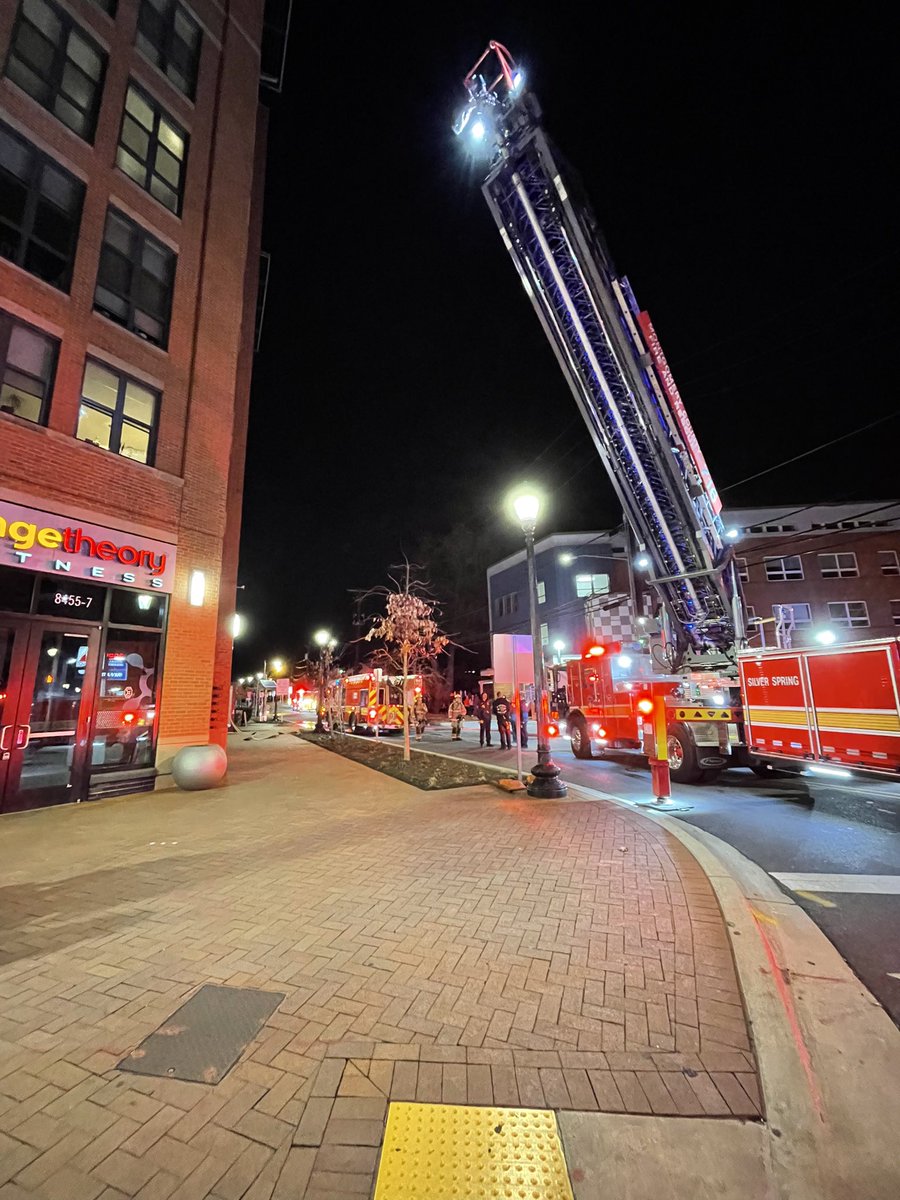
[540,623,549,645]
[536,581,546,604]
[764,555,803,581]
[76,360,158,464]
[0,122,85,291]
[827,601,870,629]
[818,552,858,579]
[735,557,749,582]
[94,209,176,348]
[891,601,900,627]
[773,602,811,628]
[5,0,106,141]
[575,573,609,597]
[117,82,188,215]
[0,309,58,424]
[879,551,900,576]
[136,0,202,100]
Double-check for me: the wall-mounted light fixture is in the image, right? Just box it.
[189,570,205,607]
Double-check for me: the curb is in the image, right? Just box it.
[568,782,900,1199]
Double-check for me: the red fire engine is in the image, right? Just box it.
[562,642,739,784]
[458,43,898,789]
[338,671,422,735]
[739,638,900,775]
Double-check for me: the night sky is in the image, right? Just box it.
[233,2,896,674]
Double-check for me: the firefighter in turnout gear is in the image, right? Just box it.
[448,693,466,740]
[412,693,428,739]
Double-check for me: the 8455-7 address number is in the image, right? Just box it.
[54,593,92,608]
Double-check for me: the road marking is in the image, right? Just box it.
[888,973,900,981]
[749,907,778,925]
[772,873,900,895]
[793,890,837,909]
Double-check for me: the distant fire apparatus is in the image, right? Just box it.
[457,43,900,784]
[338,670,422,735]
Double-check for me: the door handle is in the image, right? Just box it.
[0,725,12,752]
[14,724,31,749]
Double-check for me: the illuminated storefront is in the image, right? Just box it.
[0,500,176,812]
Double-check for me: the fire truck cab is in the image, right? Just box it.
[562,642,743,783]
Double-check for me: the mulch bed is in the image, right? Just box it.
[297,731,517,791]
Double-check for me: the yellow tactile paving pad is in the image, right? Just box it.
[373,1102,575,1199]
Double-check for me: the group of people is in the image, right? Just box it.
[447,691,528,750]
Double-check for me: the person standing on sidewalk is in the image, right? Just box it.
[448,692,466,740]
[492,693,512,750]
[475,691,493,747]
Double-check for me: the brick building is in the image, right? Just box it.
[0,0,268,812]
[486,502,900,658]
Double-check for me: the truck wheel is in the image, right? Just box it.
[348,713,357,734]
[569,717,593,759]
[666,724,705,784]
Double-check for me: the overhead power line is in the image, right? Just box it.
[722,412,900,493]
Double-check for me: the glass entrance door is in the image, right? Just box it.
[0,622,100,813]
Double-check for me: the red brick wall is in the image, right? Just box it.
[739,529,900,646]
[0,0,266,765]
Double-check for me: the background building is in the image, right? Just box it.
[486,503,900,660]
[0,0,269,811]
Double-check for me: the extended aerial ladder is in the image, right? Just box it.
[454,43,744,674]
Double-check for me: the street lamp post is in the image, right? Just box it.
[511,487,567,799]
[313,630,333,733]
[270,658,284,722]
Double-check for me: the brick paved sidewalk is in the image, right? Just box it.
[0,733,757,1199]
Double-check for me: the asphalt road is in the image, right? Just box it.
[408,717,900,1027]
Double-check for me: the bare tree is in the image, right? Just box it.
[365,562,449,761]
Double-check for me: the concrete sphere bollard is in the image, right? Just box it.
[171,744,228,790]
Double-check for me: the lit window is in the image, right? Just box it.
[818,552,858,579]
[772,602,811,628]
[117,83,189,214]
[879,551,900,576]
[0,122,85,291]
[136,0,202,100]
[764,555,803,581]
[536,581,546,604]
[736,557,749,582]
[94,209,176,348]
[827,601,869,629]
[5,0,106,141]
[0,309,58,425]
[575,573,609,597]
[891,601,900,627]
[76,360,159,464]
[540,623,549,645]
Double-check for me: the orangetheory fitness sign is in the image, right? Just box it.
[0,499,176,593]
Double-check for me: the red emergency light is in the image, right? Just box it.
[122,711,136,724]
[547,723,559,737]
[584,645,605,658]
[636,697,654,716]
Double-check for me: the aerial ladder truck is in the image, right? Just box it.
[455,43,900,787]
[454,42,750,783]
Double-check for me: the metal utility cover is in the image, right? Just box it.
[118,984,284,1084]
